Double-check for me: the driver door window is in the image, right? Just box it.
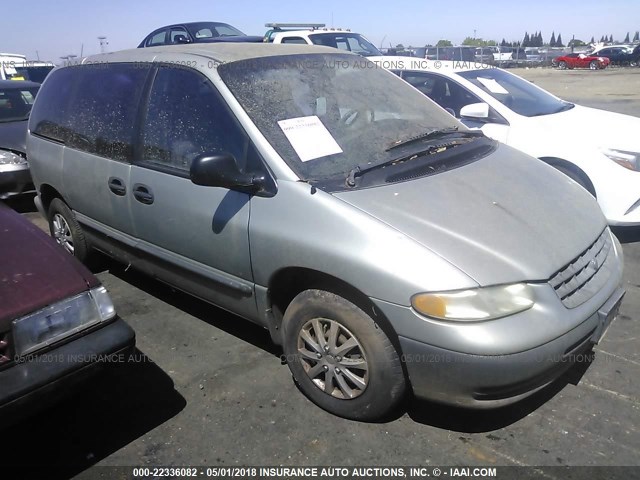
[141,67,248,174]
[170,28,190,44]
[401,72,481,117]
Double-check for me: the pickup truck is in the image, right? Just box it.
[264,23,382,56]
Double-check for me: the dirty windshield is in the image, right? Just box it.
[219,54,461,182]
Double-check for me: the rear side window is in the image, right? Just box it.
[30,63,150,162]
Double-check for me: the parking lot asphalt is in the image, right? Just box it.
[3,67,640,478]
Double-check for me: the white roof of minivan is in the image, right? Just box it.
[81,42,343,66]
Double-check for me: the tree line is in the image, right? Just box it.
[428,30,640,49]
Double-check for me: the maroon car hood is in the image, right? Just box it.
[0,205,98,330]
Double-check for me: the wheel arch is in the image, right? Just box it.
[39,183,67,214]
[267,267,405,357]
[539,156,597,198]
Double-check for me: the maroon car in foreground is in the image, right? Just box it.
[0,203,134,418]
[553,52,610,70]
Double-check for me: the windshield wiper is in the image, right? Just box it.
[347,142,456,187]
[346,129,484,187]
[386,127,483,151]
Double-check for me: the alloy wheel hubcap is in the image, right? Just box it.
[297,318,369,399]
[52,214,74,254]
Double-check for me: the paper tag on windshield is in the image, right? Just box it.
[278,116,343,162]
[476,77,509,95]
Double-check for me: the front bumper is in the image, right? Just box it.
[0,163,32,199]
[0,318,135,416]
[371,229,624,408]
[399,287,624,408]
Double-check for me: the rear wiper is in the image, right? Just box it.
[386,127,471,151]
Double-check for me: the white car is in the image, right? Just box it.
[372,57,640,226]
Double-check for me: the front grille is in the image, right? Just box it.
[0,331,12,366]
[549,229,612,309]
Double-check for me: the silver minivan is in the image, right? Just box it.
[27,44,624,420]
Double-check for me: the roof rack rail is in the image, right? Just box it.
[264,23,326,30]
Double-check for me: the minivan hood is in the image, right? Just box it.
[0,119,28,154]
[334,144,606,286]
[525,104,640,152]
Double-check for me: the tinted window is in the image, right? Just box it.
[309,33,382,56]
[141,67,248,172]
[147,30,167,46]
[14,65,54,83]
[30,63,150,161]
[0,85,39,122]
[281,37,307,44]
[401,72,482,117]
[170,28,189,44]
[186,22,245,39]
[30,67,77,142]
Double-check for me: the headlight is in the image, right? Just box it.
[0,150,27,165]
[12,286,116,357]
[411,283,534,322]
[602,148,640,171]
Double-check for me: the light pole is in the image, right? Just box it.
[98,36,108,54]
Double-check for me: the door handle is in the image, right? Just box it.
[108,177,126,196]
[133,184,154,205]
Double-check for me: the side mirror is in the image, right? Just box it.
[190,153,265,193]
[460,102,490,120]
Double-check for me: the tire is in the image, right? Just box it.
[48,198,91,262]
[558,61,567,70]
[282,289,405,421]
[589,60,599,70]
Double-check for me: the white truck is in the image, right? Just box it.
[1,53,54,82]
[264,23,382,56]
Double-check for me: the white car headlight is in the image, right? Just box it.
[12,286,116,357]
[411,283,534,321]
[0,150,27,165]
[602,148,640,172]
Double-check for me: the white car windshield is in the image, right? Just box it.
[458,68,574,117]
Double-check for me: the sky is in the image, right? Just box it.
[4,0,640,62]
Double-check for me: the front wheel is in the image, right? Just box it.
[48,198,91,262]
[558,61,567,70]
[282,289,405,421]
[589,60,600,70]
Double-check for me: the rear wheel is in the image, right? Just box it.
[48,198,91,262]
[282,289,405,421]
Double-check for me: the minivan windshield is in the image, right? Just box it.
[219,54,463,183]
[458,68,574,117]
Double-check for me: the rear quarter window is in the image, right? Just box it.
[30,63,150,162]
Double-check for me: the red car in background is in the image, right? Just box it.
[553,53,610,70]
